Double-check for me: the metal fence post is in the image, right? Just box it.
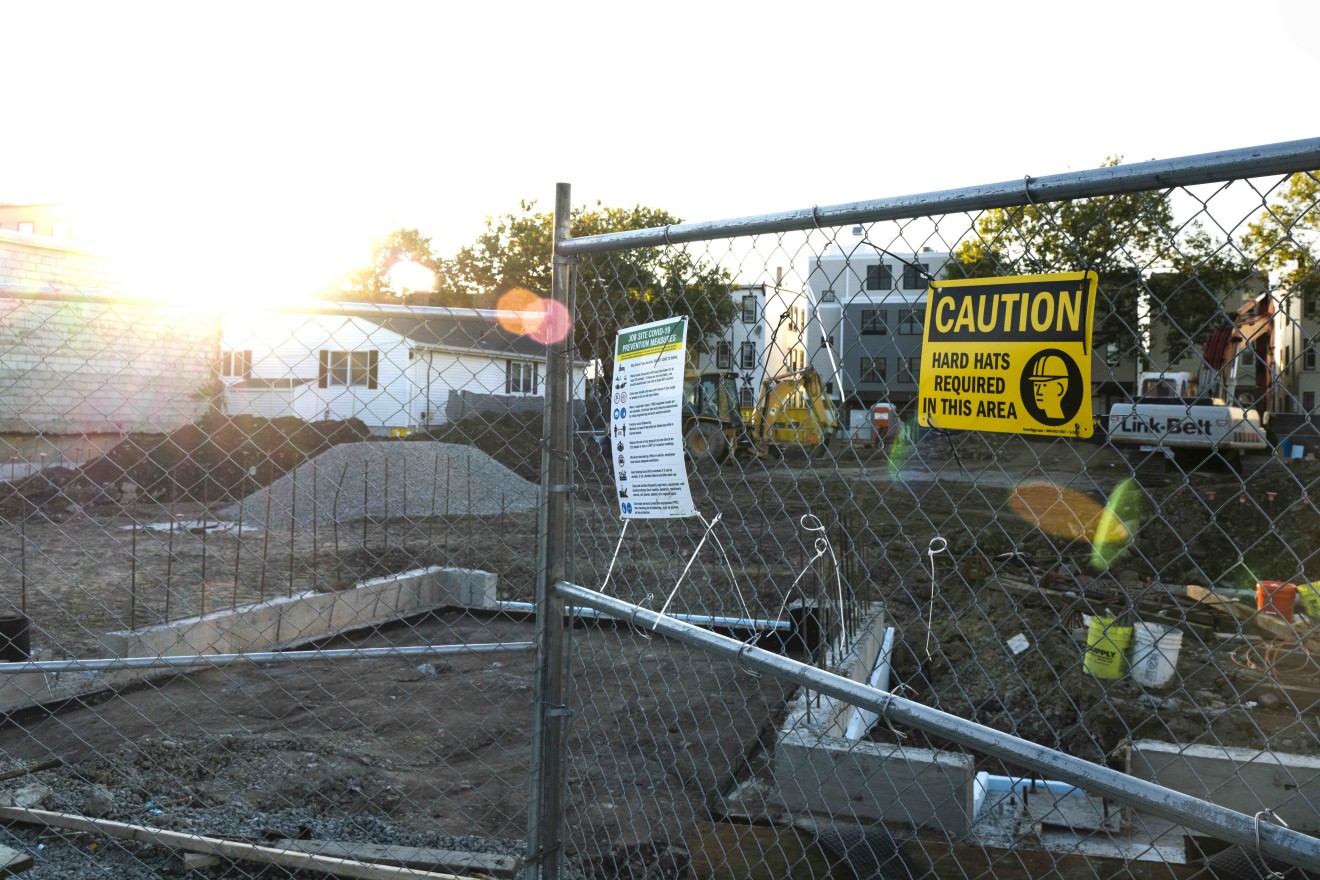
[525,182,574,880]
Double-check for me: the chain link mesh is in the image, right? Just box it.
[1,160,1318,880]
[559,170,1320,878]
[0,290,542,877]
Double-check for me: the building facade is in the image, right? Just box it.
[692,282,810,408]
[803,235,951,410]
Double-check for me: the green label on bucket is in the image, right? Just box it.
[1084,617,1132,679]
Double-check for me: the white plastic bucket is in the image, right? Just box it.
[1130,622,1182,688]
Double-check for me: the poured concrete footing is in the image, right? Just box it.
[0,566,496,713]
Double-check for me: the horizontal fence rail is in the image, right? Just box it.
[559,137,1320,253]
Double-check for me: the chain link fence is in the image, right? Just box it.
[539,143,1320,879]
[1,140,1319,880]
[0,294,547,877]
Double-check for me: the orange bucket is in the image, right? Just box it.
[1256,581,1297,621]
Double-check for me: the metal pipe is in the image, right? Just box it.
[555,581,1320,870]
[559,138,1320,254]
[525,183,574,880]
[491,600,790,632]
[0,642,534,674]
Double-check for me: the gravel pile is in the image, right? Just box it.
[219,441,539,530]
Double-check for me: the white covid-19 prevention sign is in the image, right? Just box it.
[609,316,695,519]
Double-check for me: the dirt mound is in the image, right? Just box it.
[76,414,371,504]
[408,412,543,482]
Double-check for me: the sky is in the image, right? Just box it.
[2,0,1316,302]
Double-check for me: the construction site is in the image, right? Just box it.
[1,141,1320,880]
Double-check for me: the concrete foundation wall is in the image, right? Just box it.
[0,566,497,713]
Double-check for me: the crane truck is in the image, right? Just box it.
[1107,295,1274,464]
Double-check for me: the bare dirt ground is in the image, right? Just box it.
[3,427,1319,876]
[0,612,788,878]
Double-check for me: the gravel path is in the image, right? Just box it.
[219,441,539,529]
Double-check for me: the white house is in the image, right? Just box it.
[693,282,811,408]
[221,307,584,433]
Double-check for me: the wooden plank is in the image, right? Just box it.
[689,820,1196,880]
[271,840,517,878]
[0,843,33,877]
[0,807,479,880]
[1129,740,1320,835]
[0,761,60,784]
[687,820,852,880]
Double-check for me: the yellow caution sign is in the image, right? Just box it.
[918,272,1097,438]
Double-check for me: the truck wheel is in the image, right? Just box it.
[685,423,729,464]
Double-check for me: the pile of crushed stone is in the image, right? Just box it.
[219,441,539,529]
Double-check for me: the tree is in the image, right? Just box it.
[434,201,737,362]
[342,228,439,301]
[1244,171,1320,307]
[949,158,1258,357]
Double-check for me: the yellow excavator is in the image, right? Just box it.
[682,367,840,463]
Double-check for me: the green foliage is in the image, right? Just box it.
[949,158,1259,354]
[434,201,737,360]
[1244,171,1320,306]
[342,228,439,301]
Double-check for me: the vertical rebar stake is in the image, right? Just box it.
[289,466,297,597]
[311,459,318,585]
[165,504,175,622]
[129,514,137,630]
[233,495,243,610]
[260,489,272,602]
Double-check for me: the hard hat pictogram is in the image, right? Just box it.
[1030,354,1069,382]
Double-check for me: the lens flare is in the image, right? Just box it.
[496,288,541,336]
[886,419,918,477]
[1090,479,1141,571]
[527,298,571,345]
[1009,481,1114,543]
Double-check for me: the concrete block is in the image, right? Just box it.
[1023,788,1120,832]
[1129,740,1320,835]
[772,728,975,835]
[431,567,497,608]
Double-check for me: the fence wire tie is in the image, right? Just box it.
[810,205,822,230]
[598,518,631,595]
[799,513,848,650]
[654,512,722,629]
[925,536,949,661]
[1023,173,1037,205]
[1254,809,1289,879]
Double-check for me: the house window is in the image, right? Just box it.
[739,385,755,408]
[820,288,836,303]
[716,341,732,370]
[819,334,834,350]
[220,349,252,379]
[860,356,886,384]
[1306,391,1316,412]
[739,342,757,370]
[17,221,34,235]
[741,295,758,324]
[860,309,887,335]
[1307,348,1316,371]
[506,360,539,394]
[897,308,922,335]
[900,355,920,384]
[319,350,378,389]
[865,264,892,291]
[902,262,929,289]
